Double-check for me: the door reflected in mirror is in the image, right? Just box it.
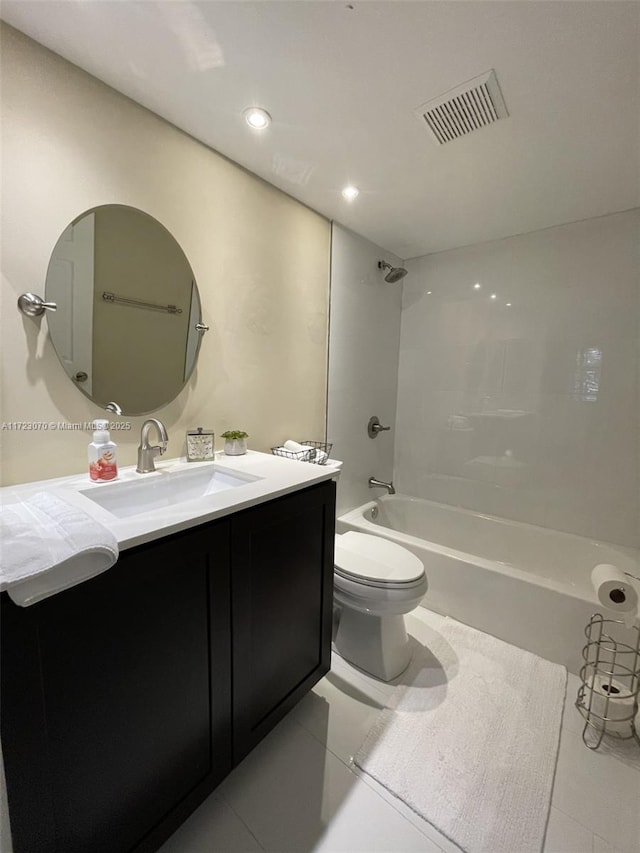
[45,205,204,415]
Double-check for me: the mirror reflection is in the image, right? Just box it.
[45,205,203,415]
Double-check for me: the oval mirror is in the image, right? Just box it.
[45,205,204,415]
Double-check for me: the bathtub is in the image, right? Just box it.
[337,495,640,674]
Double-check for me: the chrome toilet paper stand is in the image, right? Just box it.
[576,613,640,750]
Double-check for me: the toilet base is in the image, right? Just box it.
[333,608,411,682]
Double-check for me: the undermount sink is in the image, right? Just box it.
[79,464,255,519]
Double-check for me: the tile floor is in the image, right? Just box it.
[159,608,640,853]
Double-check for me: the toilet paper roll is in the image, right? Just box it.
[591,564,639,617]
[583,674,637,737]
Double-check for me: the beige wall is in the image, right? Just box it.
[0,24,331,485]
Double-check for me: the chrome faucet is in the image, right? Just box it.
[368,476,396,495]
[137,418,169,473]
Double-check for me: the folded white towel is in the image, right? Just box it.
[283,440,312,453]
[0,492,118,606]
[282,440,327,464]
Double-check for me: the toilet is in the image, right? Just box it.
[333,531,428,681]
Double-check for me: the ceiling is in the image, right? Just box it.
[2,1,639,259]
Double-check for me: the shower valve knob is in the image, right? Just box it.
[368,416,391,439]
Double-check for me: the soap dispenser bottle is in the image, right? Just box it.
[89,419,118,481]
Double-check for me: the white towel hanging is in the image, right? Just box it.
[0,492,118,606]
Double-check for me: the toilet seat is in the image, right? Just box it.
[334,532,425,587]
[334,566,426,591]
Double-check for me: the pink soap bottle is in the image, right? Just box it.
[88,419,118,482]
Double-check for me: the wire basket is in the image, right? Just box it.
[271,440,332,465]
[576,613,640,750]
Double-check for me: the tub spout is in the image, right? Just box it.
[368,476,395,495]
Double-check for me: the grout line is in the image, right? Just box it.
[350,762,454,853]
[592,831,625,853]
[277,717,448,852]
[290,712,358,771]
[549,800,628,853]
[215,790,267,852]
[289,702,448,851]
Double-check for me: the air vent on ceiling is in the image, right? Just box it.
[414,69,508,145]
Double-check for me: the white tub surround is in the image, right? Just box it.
[327,224,402,516]
[1,451,338,553]
[396,211,640,550]
[338,495,639,674]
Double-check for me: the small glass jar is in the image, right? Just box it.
[186,427,214,462]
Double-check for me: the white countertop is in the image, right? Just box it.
[1,451,339,550]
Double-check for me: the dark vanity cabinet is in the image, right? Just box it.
[1,480,335,853]
[231,482,334,761]
[1,523,232,853]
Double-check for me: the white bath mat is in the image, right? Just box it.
[353,618,566,853]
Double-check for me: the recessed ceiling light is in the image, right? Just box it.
[426,291,432,295]
[341,185,359,200]
[490,293,497,300]
[506,302,512,307]
[243,107,271,130]
[473,283,481,290]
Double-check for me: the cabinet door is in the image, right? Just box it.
[1,521,231,853]
[231,481,335,761]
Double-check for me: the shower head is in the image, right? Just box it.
[378,260,408,283]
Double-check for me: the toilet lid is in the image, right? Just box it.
[334,532,424,584]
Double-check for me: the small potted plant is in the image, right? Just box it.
[221,430,249,456]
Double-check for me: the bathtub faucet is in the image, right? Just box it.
[368,476,396,495]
